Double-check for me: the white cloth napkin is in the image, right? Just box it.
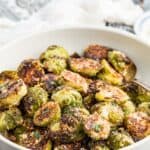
[0,0,143,47]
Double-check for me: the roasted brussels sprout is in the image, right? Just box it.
[0,107,23,132]
[108,50,136,82]
[69,58,101,77]
[0,112,16,132]
[34,101,61,127]
[122,80,150,104]
[7,107,23,126]
[83,94,95,110]
[63,106,90,122]
[22,85,48,116]
[84,44,109,60]
[0,79,27,108]
[51,86,82,108]
[0,70,18,83]
[108,129,134,149]
[18,59,44,86]
[138,102,150,115]
[42,57,67,74]
[89,141,110,150]
[49,107,88,143]
[41,73,58,94]
[121,100,135,116]
[40,45,69,61]
[91,102,124,126]
[53,142,83,150]
[94,80,129,104]
[125,112,150,139]
[14,117,34,136]
[49,113,85,143]
[84,113,111,140]
[97,59,123,85]
[43,140,52,150]
[59,70,89,93]
[17,129,50,150]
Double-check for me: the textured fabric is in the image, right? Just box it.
[0,0,144,46]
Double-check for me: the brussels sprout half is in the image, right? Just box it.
[122,80,150,104]
[22,85,48,117]
[91,102,124,127]
[51,86,83,108]
[125,112,150,140]
[84,113,111,140]
[40,45,69,61]
[84,44,109,60]
[89,140,110,150]
[138,102,150,115]
[0,79,27,108]
[34,101,61,127]
[69,57,101,77]
[42,57,67,74]
[97,59,123,85]
[94,80,129,105]
[108,50,136,82]
[59,70,89,93]
[18,59,44,86]
[0,107,23,132]
[108,129,134,150]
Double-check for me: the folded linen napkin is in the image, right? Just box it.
[0,0,143,47]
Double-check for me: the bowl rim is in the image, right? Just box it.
[0,25,150,150]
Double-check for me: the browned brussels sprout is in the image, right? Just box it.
[84,44,109,60]
[108,128,134,149]
[41,73,58,94]
[49,109,86,143]
[121,100,135,116]
[97,59,123,85]
[17,129,50,150]
[89,140,110,150]
[108,50,136,82]
[125,112,150,139]
[51,86,83,108]
[91,102,124,127]
[42,57,67,74]
[0,79,27,108]
[14,117,34,136]
[83,94,95,110]
[43,140,52,150]
[138,102,150,115]
[33,101,61,127]
[0,70,18,82]
[69,58,101,77]
[40,45,69,60]
[0,107,23,132]
[122,80,150,104]
[18,59,44,86]
[22,85,48,116]
[59,70,89,93]
[94,80,129,104]
[84,113,111,140]
[63,106,90,122]
[53,142,84,150]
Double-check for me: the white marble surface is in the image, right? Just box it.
[0,0,144,46]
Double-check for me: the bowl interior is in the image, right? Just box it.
[0,27,150,150]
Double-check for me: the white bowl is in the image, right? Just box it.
[0,26,150,150]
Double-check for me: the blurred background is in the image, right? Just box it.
[0,0,149,46]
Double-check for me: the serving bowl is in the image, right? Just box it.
[0,26,149,150]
